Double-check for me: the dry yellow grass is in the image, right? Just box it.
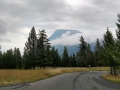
[0,67,111,87]
[0,68,89,86]
[90,67,110,71]
[102,74,120,83]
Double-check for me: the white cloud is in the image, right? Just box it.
[50,28,117,46]
[50,32,81,46]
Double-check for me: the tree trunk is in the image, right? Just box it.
[110,66,113,75]
[33,63,35,69]
[113,66,116,75]
[43,66,45,69]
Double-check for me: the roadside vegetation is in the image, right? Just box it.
[90,67,110,71]
[0,67,111,87]
[102,74,120,83]
[0,68,89,86]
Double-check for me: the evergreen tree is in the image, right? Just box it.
[23,47,32,69]
[62,46,69,67]
[51,46,56,67]
[0,45,2,68]
[2,52,6,68]
[13,47,17,68]
[55,49,61,67]
[45,40,52,67]
[16,48,22,69]
[69,55,73,67]
[86,44,92,66]
[94,38,102,66]
[116,13,120,39]
[103,28,117,75]
[51,47,61,67]
[2,49,14,68]
[0,48,22,69]
[78,36,87,67]
[76,52,81,67]
[37,30,50,69]
[6,49,14,68]
[70,53,76,67]
[24,27,37,69]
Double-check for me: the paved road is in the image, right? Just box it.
[0,71,120,90]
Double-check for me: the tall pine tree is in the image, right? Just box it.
[86,44,92,66]
[37,30,50,69]
[103,27,117,75]
[116,13,120,39]
[24,27,37,69]
[94,38,102,66]
[78,36,87,67]
[62,46,69,67]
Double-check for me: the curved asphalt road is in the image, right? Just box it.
[0,71,120,90]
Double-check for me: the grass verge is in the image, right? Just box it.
[0,67,110,87]
[102,74,120,83]
[90,67,110,71]
[0,68,89,87]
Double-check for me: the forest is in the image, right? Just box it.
[0,14,120,76]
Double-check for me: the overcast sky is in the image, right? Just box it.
[0,0,120,54]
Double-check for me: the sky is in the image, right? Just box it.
[0,0,120,54]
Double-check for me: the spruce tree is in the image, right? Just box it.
[71,53,76,67]
[62,46,69,67]
[24,27,37,69]
[76,52,81,67]
[86,44,92,66]
[94,38,101,66]
[16,48,22,69]
[51,46,56,67]
[69,55,73,67]
[37,30,50,69]
[103,27,117,75]
[78,36,87,67]
[0,45,2,68]
[13,47,19,69]
[55,49,61,67]
[116,13,120,39]
[45,39,52,67]
[0,51,2,68]
[50,47,61,67]
[2,49,14,68]
[23,47,32,69]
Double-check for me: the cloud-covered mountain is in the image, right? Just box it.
[49,29,82,40]
[49,29,82,55]
[49,29,96,56]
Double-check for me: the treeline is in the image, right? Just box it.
[0,48,22,69]
[0,14,120,75]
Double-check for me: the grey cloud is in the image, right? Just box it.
[0,0,120,53]
[0,39,11,42]
[0,19,8,34]
[0,0,119,32]
[0,0,72,36]
[91,0,120,11]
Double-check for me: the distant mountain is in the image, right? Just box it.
[49,29,82,55]
[49,29,82,40]
[49,29,95,56]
